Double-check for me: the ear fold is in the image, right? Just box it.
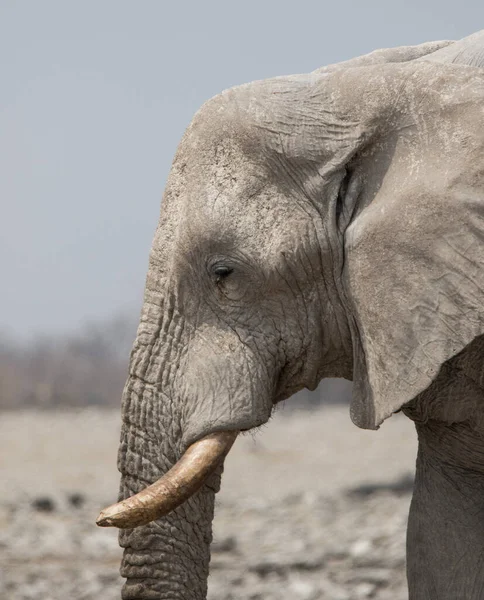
[344,62,484,429]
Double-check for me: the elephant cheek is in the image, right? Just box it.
[178,345,274,448]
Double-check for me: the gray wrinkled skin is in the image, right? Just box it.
[115,31,484,599]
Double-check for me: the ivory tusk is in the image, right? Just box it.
[96,430,238,529]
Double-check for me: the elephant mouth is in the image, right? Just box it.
[96,430,238,529]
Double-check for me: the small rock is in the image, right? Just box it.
[350,539,372,558]
[212,535,237,553]
[285,492,303,506]
[354,582,377,598]
[249,560,285,577]
[31,496,55,512]
[289,578,320,600]
[67,492,85,508]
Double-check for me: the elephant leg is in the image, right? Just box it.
[407,420,484,600]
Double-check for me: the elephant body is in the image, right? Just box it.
[101,32,484,599]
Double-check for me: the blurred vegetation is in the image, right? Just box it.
[0,315,351,409]
[0,315,135,409]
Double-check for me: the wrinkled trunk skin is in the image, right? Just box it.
[114,263,223,600]
[407,421,484,600]
[117,376,221,599]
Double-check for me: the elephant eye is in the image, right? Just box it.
[213,265,233,281]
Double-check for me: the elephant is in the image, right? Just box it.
[97,30,484,599]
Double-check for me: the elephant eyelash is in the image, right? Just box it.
[213,265,234,282]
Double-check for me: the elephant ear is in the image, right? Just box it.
[344,60,484,429]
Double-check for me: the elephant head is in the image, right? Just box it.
[98,32,484,599]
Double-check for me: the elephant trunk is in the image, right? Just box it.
[104,260,273,597]
[115,376,222,599]
[97,430,237,528]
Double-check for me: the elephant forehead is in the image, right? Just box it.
[172,74,331,172]
[150,177,312,277]
[174,88,262,165]
[176,180,314,258]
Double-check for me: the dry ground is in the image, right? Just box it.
[0,403,418,599]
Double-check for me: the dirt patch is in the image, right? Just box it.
[0,405,417,599]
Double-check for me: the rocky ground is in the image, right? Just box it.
[0,403,418,600]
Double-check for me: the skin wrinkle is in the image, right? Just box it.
[230,324,274,385]
[189,219,306,397]
[122,520,203,567]
[470,552,484,598]
[122,438,161,478]
[120,485,213,595]
[274,265,306,343]
[326,257,349,360]
[124,438,164,478]
[299,238,335,368]
[177,302,271,443]
[281,251,311,325]
[137,288,170,379]
[272,134,320,215]
[153,302,181,384]
[164,322,190,391]
[321,221,351,368]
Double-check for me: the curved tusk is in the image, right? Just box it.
[96,430,238,529]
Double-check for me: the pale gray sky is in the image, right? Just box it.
[1,1,482,338]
